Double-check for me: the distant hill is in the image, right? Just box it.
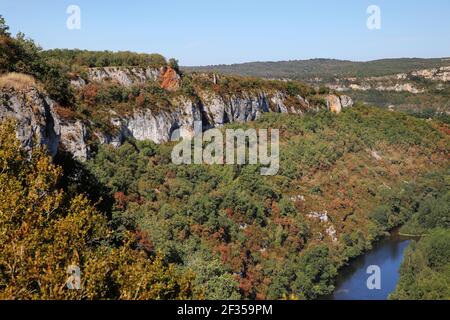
[185,58,450,81]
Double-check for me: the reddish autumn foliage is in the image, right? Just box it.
[114,191,128,210]
[160,66,180,91]
[225,207,234,218]
[80,83,99,106]
[134,229,154,255]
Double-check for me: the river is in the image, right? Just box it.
[324,230,417,300]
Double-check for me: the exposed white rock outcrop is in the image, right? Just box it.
[0,87,61,157]
[348,83,371,91]
[325,65,450,94]
[307,211,329,223]
[290,194,305,202]
[199,91,271,126]
[86,67,161,86]
[0,87,90,160]
[326,225,338,243]
[307,211,338,242]
[340,95,354,108]
[370,150,382,161]
[375,83,424,94]
[70,77,86,89]
[122,97,202,143]
[333,82,423,93]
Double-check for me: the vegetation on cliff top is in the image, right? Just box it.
[42,49,167,69]
[0,16,73,105]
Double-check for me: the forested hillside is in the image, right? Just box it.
[186,58,450,81]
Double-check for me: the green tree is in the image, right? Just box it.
[0,15,10,36]
[0,120,197,299]
[292,245,337,299]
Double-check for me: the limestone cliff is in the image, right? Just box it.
[71,66,179,88]
[411,66,450,82]
[1,68,353,161]
[0,87,90,161]
[0,87,61,157]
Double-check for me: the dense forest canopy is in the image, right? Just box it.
[186,56,450,126]
[0,16,73,105]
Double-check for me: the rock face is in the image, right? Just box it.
[326,95,342,114]
[0,87,90,161]
[307,211,338,242]
[339,95,354,108]
[326,95,353,114]
[0,87,61,157]
[0,69,354,161]
[200,91,272,126]
[73,66,181,91]
[97,90,315,146]
[331,82,424,94]
[86,67,161,86]
[412,66,450,82]
[160,67,181,91]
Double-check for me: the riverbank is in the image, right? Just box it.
[397,232,424,237]
[323,229,419,300]
[389,228,450,300]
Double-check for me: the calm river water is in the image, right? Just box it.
[324,231,416,300]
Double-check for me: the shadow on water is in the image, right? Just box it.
[323,229,420,300]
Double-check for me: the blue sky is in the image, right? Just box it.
[1,0,449,65]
